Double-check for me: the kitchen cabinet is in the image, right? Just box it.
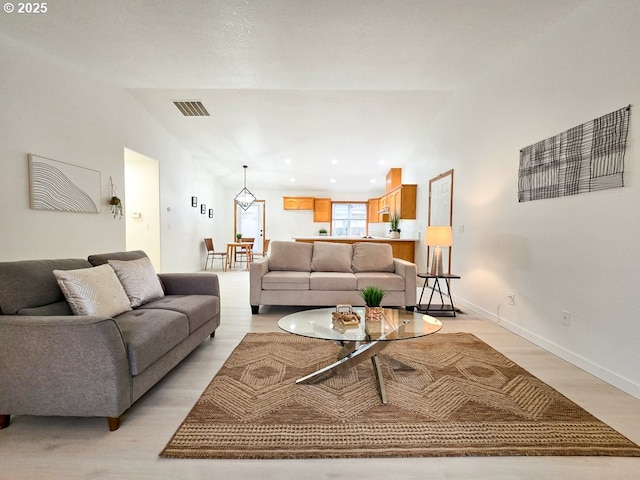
[313,198,332,222]
[387,184,417,219]
[283,196,315,210]
[367,198,379,222]
[386,168,402,192]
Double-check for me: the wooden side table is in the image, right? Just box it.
[416,273,461,317]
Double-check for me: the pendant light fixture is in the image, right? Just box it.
[234,165,256,211]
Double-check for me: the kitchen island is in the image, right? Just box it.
[293,236,418,263]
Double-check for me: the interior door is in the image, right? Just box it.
[428,170,454,273]
[235,200,265,255]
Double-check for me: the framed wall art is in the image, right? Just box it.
[28,154,101,213]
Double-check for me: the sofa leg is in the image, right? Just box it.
[406,306,415,311]
[0,414,10,429]
[107,416,121,431]
[210,331,216,338]
[251,305,259,314]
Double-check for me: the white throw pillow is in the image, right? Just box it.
[53,264,132,317]
[108,257,165,308]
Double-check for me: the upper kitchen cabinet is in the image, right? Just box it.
[313,198,332,222]
[283,196,315,210]
[381,184,417,219]
[386,168,402,192]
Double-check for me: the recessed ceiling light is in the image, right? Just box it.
[370,178,376,183]
[284,158,291,164]
[290,178,296,182]
[331,158,339,165]
[330,178,336,183]
[378,159,386,165]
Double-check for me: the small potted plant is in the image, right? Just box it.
[359,285,386,321]
[108,195,123,220]
[236,233,243,241]
[389,213,401,239]
[108,177,123,220]
[319,228,328,236]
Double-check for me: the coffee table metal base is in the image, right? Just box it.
[296,340,391,403]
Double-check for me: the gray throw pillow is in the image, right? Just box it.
[268,241,313,271]
[311,242,354,272]
[351,242,395,272]
[108,257,165,308]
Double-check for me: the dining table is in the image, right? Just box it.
[225,242,253,270]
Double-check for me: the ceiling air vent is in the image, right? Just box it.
[173,101,210,117]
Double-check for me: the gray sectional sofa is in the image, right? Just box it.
[0,250,220,431]
[250,241,417,313]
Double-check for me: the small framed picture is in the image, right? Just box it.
[208,209,214,218]
[191,196,198,207]
[200,204,206,214]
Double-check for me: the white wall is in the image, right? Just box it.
[0,34,220,272]
[414,0,640,397]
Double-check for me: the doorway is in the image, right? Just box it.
[427,169,454,273]
[234,200,266,255]
[124,148,161,270]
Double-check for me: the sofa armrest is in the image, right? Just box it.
[393,258,417,307]
[0,315,131,418]
[249,257,270,306]
[158,273,220,297]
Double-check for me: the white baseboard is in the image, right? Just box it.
[453,296,640,400]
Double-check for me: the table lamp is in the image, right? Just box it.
[425,226,453,276]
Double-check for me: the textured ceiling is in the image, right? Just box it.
[0,0,587,193]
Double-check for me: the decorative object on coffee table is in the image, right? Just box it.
[360,285,386,320]
[331,304,360,326]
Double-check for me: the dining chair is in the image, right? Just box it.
[204,238,227,271]
[235,237,254,264]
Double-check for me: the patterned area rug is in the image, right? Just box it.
[160,333,640,459]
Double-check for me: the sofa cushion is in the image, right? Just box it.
[310,272,357,290]
[262,271,310,290]
[114,308,189,375]
[53,264,132,317]
[140,295,218,333]
[17,301,73,316]
[108,257,165,308]
[351,243,395,272]
[268,241,313,272]
[0,258,91,314]
[355,272,405,291]
[87,250,148,266]
[311,242,354,272]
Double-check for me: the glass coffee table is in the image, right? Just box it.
[278,307,442,404]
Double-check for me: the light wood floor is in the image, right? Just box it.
[2,268,640,479]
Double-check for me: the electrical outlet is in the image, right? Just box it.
[561,310,571,326]
[506,292,515,305]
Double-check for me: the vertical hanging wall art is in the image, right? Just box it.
[518,106,630,202]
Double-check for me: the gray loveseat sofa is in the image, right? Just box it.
[250,241,416,313]
[0,250,220,431]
